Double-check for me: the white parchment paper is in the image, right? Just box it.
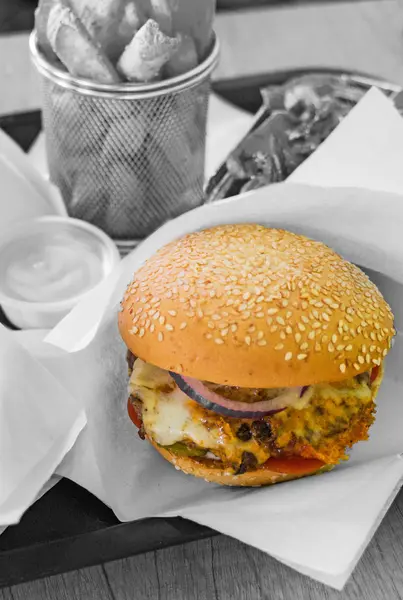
[44,88,403,589]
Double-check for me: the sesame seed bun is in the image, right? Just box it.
[150,439,330,486]
[119,225,394,387]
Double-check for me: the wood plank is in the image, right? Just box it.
[103,488,403,600]
[104,539,219,600]
[8,566,113,600]
[1,1,403,115]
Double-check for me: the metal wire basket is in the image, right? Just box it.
[30,33,220,254]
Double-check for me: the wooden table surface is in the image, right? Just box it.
[2,1,403,598]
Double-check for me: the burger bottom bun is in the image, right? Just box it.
[149,439,330,487]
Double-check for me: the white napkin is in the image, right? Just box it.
[0,325,86,525]
[0,128,66,231]
[43,87,403,589]
[205,94,253,178]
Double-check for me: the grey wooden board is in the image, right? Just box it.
[3,486,403,600]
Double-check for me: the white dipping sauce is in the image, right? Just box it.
[1,226,106,303]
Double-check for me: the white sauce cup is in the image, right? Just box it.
[0,216,120,329]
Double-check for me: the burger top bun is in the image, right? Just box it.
[119,224,394,388]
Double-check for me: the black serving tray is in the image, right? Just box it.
[0,68,392,588]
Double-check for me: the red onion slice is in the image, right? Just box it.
[169,372,303,418]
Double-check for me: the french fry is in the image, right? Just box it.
[102,113,147,162]
[70,155,108,225]
[104,164,148,238]
[116,1,144,53]
[172,0,216,60]
[35,0,59,63]
[117,19,179,82]
[69,0,143,62]
[47,2,121,83]
[149,0,172,35]
[164,33,198,78]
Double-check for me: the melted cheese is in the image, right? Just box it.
[129,359,378,466]
[129,360,270,464]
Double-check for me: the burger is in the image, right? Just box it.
[118,224,395,486]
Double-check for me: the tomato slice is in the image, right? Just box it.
[370,366,380,384]
[127,398,142,429]
[262,457,325,475]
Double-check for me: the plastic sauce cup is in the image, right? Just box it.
[0,216,120,329]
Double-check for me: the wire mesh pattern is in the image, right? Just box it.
[41,77,211,244]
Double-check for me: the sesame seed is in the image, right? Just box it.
[165,324,174,332]
[215,338,224,345]
[212,314,220,321]
[301,315,309,324]
[295,333,302,343]
[331,334,337,344]
[180,322,187,330]
[280,332,286,340]
[358,355,365,364]
[276,316,285,326]
[282,299,289,307]
[297,354,307,360]
[339,363,346,373]
[298,323,306,332]
[275,343,284,350]
[256,312,265,318]
[205,333,213,340]
[130,326,138,334]
[315,343,322,352]
[285,352,293,361]
[158,332,164,342]
[300,342,308,351]
[231,324,238,333]
[245,336,251,346]
[267,308,278,315]
[345,344,353,351]
[197,310,204,318]
[308,331,315,340]
[366,353,371,363]
[313,322,321,329]
[257,339,267,346]
[322,313,330,322]
[150,324,155,333]
[257,331,264,340]
[159,316,165,325]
